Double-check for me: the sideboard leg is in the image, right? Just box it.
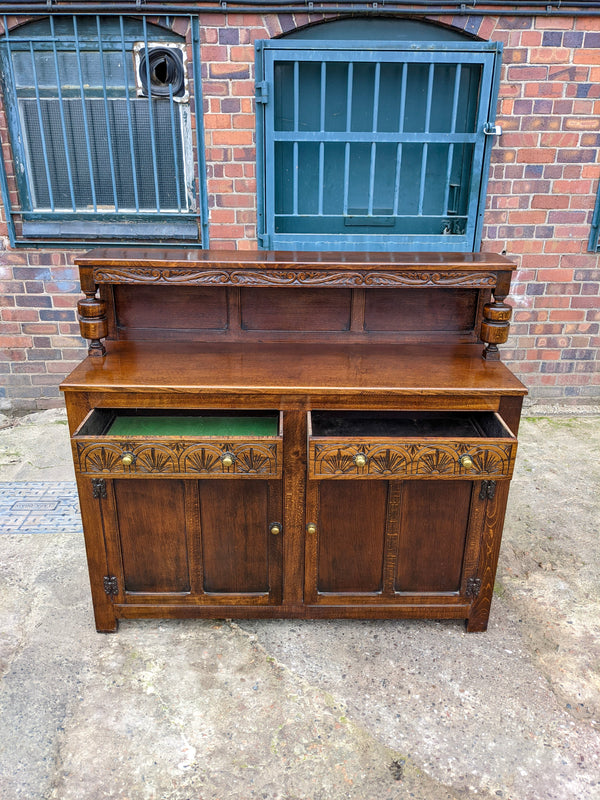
[93,605,119,634]
[465,613,489,633]
[465,480,511,633]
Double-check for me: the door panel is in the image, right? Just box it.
[317,480,387,593]
[395,480,472,592]
[199,479,272,594]
[114,479,190,593]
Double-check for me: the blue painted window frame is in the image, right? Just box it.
[256,39,502,252]
[588,186,600,252]
[0,14,208,247]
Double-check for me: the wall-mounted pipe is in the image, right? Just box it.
[3,1,600,15]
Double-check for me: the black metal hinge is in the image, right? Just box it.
[103,576,118,596]
[479,479,496,501]
[92,478,107,499]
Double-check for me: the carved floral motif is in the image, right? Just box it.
[311,441,514,479]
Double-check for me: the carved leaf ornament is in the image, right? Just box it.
[312,442,513,478]
[93,267,497,289]
[76,441,280,476]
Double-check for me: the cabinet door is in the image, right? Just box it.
[198,479,282,602]
[100,477,282,606]
[305,478,485,604]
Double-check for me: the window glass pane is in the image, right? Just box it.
[12,49,133,91]
[377,63,405,133]
[20,97,185,211]
[298,62,321,131]
[324,62,348,132]
[372,142,397,214]
[297,141,320,214]
[456,64,481,134]
[273,62,294,131]
[350,63,376,132]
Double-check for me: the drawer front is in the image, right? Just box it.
[73,438,281,478]
[308,439,517,480]
[73,409,283,478]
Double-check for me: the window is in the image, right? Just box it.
[256,21,502,252]
[0,15,207,246]
[588,186,600,252]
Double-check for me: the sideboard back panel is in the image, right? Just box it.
[107,284,484,343]
[364,288,479,332]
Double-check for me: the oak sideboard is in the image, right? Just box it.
[61,249,526,632]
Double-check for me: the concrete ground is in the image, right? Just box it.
[0,408,599,800]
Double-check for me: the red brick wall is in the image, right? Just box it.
[1,11,599,411]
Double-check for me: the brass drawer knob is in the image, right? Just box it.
[270,522,282,536]
[121,453,134,467]
[307,523,317,535]
[354,453,367,468]
[221,453,234,468]
[460,454,475,470]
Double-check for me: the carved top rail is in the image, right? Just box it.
[74,249,516,361]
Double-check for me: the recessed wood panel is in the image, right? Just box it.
[364,288,478,332]
[114,479,190,593]
[199,480,270,593]
[114,285,228,334]
[317,480,387,593]
[395,480,472,592]
[241,288,351,331]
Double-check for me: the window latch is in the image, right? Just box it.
[483,123,502,136]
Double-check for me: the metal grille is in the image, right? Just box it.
[257,41,502,252]
[0,15,205,246]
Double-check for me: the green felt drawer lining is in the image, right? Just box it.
[107,415,279,437]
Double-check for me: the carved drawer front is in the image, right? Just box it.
[308,411,517,480]
[72,409,282,478]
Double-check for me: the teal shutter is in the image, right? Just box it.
[257,40,502,252]
[588,187,600,252]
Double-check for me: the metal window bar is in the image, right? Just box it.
[73,16,98,211]
[318,61,326,216]
[142,16,161,212]
[168,82,183,213]
[49,16,76,211]
[417,62,435,217]
[28,40,55,211]
[119,14,140,212]
[0,13,205,246]
[442,63,462,217]
[292,61,299,216]
[392,62,407,217]
[96,15,119,212]
[367,62,381,216]
[342,62,353,216]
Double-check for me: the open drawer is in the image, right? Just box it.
[72,409,283,477]
[308,410,517,480]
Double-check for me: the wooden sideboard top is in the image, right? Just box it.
[76,248,516,273]
[61,341,527,397]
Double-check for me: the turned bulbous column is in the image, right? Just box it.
[77,290,107,356]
